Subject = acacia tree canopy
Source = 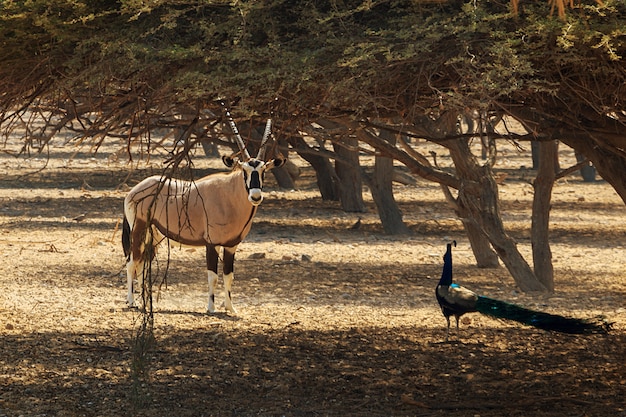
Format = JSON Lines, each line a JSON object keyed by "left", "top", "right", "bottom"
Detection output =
{"left": 0, "top": 0, "right": 624, "bottom": 178}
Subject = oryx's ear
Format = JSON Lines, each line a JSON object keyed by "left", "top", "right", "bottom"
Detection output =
{"left": 269, "top": 157, "right": 286, "bottom": 169}
{"left": 222, "top": 155, "right": 236, "bottom": 168}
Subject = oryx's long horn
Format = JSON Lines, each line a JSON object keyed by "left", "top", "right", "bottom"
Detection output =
{"left": 221, "top": 100, "right": 251, "bottom": 160}
{"left": 257, "top": 118, "right": 272, "bottom": 160}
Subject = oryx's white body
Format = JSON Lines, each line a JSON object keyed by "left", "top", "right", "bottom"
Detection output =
{"left": 123, "top": 113, "right": 283, "bottom": 313}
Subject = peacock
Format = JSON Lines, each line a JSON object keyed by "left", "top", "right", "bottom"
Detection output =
{"left": 435, "top": 241, "right": 610, "bottom": 341}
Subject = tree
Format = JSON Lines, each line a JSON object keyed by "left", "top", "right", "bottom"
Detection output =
{"left": 1, "top": 0, "right": 625, "bottom": 292}
{"left": 362, "top": 128, "right": 410, "bottom": 234}
{"left": 288, "top": 134, "right": 340, "bottom": 201}
{"left": 532, "top": 140, "right": 557, "bottom": 291}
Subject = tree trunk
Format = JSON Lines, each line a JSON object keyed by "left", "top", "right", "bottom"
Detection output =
{"left": 364, "top": 129, "right": 410, "bottom": 234}
{"left": 531, "top": 140, "right": 556, "bottom": 292}
{"left": 564, "top": 136, "right": 626, "bottom": 202}
{"left": 575, "top": 151, "right": 597, "bottom": 182}
{"left": 271, "top": 165, "right": 296, "bottom": 189}
{"left": 448, "top": 140, "right": 548, "bottom": 292}
{"left": 440, "top": 182, "right": 500, "bottom": 267}
{"left": 531, "top": 141, "right": 540, "bottom": 169}
{"left": 531, "top": 140, "right": 561, "bottom": 172}
{"left": 457, "top": 113, "right": 501, "bottom": 267}
{"left": 333, "top": 136, "right": 366, "bottom": 213}
{"left": 289, "top": 135, "right": 340, "bottom": 200}
{"left": 507, "top": 108, "right": 626, "bottom": 203}
{"left": 440, "top": 110, "right": 500, "bottom": 268}
{"left": 463, "top": 219, "right": 501, "bottom": 268}
{"left": 270, "top": 137, "right": 296, "bottom": 189}
{"left": 200, "top": 140, "right": 219, "bottom": 157}
{"left": 439, "top": 181, "right": 500, "bottom": 267}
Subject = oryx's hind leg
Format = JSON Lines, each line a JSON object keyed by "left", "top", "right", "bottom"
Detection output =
{"left": 125, "top": 215, "right": 151, "bottom": 308}
{"left": 126, "top": 256, "right": 137, "bottom": 307}
{"left": 127, "top": 255, "right": 149, "bottom": 307}
{"left": 222, "top": 246, "right": 238, "bottom": 314}
{"left": 206, "top": 245, "right": 219, "bottom": 313}
{"left": 124, "top": 200, "right": 140, "bottom": 308}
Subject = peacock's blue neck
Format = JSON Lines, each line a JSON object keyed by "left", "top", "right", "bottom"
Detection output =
{"left": 438, "top": 244, "right": 454, "bottom": 286}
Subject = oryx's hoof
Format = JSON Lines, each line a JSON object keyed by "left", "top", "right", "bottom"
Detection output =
{"left": 222, "top": 302, "right": 237, "bottom": 314}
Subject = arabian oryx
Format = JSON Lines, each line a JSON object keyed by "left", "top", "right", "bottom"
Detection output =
{"left": 122, "top": 117, "right": 285, "bottom": 313}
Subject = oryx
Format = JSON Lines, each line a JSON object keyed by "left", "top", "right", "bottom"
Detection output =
{"left": 122, "top": 114, "right": 284, "bottom": 313}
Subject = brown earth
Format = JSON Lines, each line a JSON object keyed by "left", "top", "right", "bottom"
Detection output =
{"left": 0, "top": 138, "right": 625, "bottom": 417}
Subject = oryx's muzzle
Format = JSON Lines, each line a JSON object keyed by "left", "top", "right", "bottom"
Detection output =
{"left": 243, "top": 159, "right": 266, "bottom": 206}
{"left": 248, "top": 188, "right": 263, "bottom": 205}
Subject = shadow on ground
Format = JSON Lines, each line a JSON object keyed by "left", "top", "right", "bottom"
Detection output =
{"left": 0, "top": 325, "right": 624, "bottom": 417}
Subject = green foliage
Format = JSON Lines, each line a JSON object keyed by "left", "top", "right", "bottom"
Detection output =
{"left": 0, "top": 0, "right": 624, "bottom": 136}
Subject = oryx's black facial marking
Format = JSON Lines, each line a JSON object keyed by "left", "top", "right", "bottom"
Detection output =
{"left": 241, "top": 158, "right": 268, "bottom": 206}
{"left": 242, "top": 160, "right": 265, "bottom": 187}
{"left": 249, "top": 171, "right": 261, "bottom": 190}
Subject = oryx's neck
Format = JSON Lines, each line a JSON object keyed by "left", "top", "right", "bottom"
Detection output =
{"left": 210, "top": 168, "right": 253, "bottom": 204}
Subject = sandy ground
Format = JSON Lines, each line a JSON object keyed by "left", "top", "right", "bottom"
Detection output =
{"left": 0, "top": 137, "right": 624, "bottom": 416}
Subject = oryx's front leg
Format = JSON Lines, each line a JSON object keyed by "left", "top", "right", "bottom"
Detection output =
{"left": 222, "top": 246, "right": 237, "bottom": 314}
{"left": 206, "top": 245, "right": 219, "bottom": 313}
{"left": 126, "top": 255, "right": 139, "bottom": 307}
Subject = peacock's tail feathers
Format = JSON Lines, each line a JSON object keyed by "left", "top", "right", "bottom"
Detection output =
{"left": 475, "top": 296, "right": 611, "bottom": 334}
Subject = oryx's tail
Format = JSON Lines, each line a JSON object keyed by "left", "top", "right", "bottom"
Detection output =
{"left": 122, "top": 215, "right": 131, "bottom": 261}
